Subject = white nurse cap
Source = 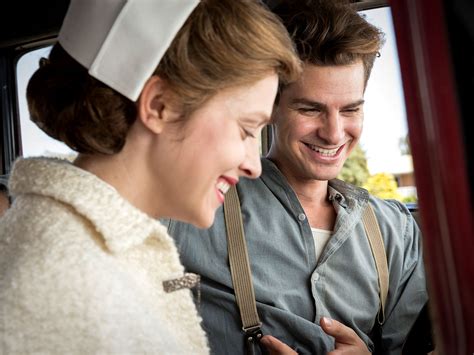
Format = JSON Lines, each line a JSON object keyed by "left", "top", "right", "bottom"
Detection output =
{"left": 58, "top": 0, "right": 200, "bottom": 101}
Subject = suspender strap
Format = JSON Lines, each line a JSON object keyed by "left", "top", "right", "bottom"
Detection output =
{"left": 224, "top": 183, "right": 388, "bottom": 335}
{"left": 224, "top": 185, "right": 262, "bottom": 341}
{"left": 362, "top": 203, "right": 389, "bottom": 324}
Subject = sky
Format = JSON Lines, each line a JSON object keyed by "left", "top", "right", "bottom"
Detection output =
{"left": 359, "top": 7, "right": 409, "bottom": 174}
{"left": 16, "top": 7, "right": 409, "bottom": 175}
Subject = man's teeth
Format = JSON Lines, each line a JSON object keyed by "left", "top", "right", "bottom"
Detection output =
{"left": 217, "top": 181, "right": 231, "bottom": 194}
{"left": 307, "top": 144, "right": 339, "bottom": 156}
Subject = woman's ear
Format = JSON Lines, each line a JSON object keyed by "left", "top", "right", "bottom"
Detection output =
{"left": 137, "top": 75, "right": 175, "bottom": 134}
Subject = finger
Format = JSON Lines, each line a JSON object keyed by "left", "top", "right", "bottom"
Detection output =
{"left": 320, "top": 317, "right": 359, "bottom": 345}
{"left": 327, "top": 346, "right": 370, "bottom": 355}
{"left": 326, "top": 350, "right": 346, "bottom": 355}
{"left": 260, "top": 335, "right": 298, "bottom": 355}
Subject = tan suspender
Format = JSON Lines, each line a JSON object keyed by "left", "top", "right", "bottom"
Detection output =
{"left": 223, "top": 185, "right": 262, "bottom": 333}
{"left": 362, "top": 203, "right": 389, "bottom": 324}
{"left": 223, "top": 185, "right": 389, "bottom": 337}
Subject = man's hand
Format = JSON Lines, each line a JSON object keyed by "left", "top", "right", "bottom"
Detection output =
{"left": 320, "top": 317, "right": 371, "bottom": 355}
{"left": 260, "top": 335, "right": 297, "bottom": 355}
{"left": 259, "top": 317, "right": 370, "bottom": 355}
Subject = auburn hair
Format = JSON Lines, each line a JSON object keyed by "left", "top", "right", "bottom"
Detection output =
{"left": 27, "top": 0, "right": 301, "bottom": 154}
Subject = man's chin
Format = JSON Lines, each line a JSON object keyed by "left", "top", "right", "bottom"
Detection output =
{"left": 308, "top": 167, "right": 342, "bottom": 182}
{"left": 311, "top": 175, "right": 339, "bottom": 182}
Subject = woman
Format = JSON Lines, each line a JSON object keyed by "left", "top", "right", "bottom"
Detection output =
{"left": 0, "top": 0, "right": 301, "bottom": 353}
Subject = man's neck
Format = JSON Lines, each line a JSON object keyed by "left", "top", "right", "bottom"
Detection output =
{"left": 288, "top": 177, "right": 336, "bottom": 230}
{"left": 268, "top": 158, "right": 337, "bottom": 230}
{"left": 288, "top": 177, "right": 329, "bottom": 205}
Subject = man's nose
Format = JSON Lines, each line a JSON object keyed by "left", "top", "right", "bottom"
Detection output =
{"left": 318, "top": 112, "right": 345, "bottom": 144}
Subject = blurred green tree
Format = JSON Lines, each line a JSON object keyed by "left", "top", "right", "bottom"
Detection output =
{"left": 338, "top": 144, "right": 370, "bottom": 187}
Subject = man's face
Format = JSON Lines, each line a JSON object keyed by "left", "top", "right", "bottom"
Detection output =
{"left": 269, "top": 61, "right": 365, "bottom": 183}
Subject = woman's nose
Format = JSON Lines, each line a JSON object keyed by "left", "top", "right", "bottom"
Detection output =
{"left": 239, "top": 141, "right": 262, "bottom": 179}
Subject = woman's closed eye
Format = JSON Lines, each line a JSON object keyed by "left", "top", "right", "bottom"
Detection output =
{"left": 238, "top": 114, "right": 269, "bottom": 140}
{"left": 241, "top": 127, "right": 257, "bottom": 139}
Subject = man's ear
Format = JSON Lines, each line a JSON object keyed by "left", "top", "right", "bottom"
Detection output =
{"left": 137, "top": 75, "right": 174, "bottom": 134}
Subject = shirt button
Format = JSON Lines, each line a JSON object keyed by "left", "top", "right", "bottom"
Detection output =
{"left": 312, "top": 273, "right": 320, "bottom": 281}
{"left": 298, "top": 213, "right": 306, "bottom": 221}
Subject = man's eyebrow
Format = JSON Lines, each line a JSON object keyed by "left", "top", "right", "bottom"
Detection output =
{"left": 341, "top": 99, "right": 365, "bottom": 109}
{"left": 290, "top": 98, "right": 326, "bottom": 110}
{"left": 289, "top": 98, "right": 365, "bottom": 110}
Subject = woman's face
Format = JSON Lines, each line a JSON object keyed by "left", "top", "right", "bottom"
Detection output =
{"left": 154, "top": 74, "right": 279, "bottom": 228}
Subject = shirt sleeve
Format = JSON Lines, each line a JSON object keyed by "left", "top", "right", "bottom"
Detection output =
{"left": 379, "top": 200, "right": 429, "bottom": 353}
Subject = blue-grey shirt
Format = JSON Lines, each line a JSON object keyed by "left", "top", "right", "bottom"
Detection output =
{"left": 166, "top": 158, "right": 427, "bottom": 354}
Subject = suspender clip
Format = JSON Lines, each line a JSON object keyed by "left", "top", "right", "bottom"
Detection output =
{"left": 244, "top": 325, "right": 263, "bottom": 355}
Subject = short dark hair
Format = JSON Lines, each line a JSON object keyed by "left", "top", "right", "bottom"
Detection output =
{"left": 272, "top": 0, "right": 384, "bottom": 86}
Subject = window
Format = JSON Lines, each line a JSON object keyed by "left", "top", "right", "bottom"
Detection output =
{"left": 16, "top": 46, "right": 76, "bottom": 160}
{"left": 344, "top": 7, "right": 417, "bottom": 203}
{"left": 14, "top": 8, "right": 417, "bottom": 205}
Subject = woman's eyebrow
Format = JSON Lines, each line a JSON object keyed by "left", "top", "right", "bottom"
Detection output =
{"left": 240, "top": 112, "right": 271, "bottom": 126}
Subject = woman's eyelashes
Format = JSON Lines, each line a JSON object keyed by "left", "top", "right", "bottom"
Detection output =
{"left": 241, "top": 127, "right": 257, "bottom": 139}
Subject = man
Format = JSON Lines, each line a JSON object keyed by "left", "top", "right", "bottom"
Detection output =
{"left": 166, "top": 1, "right": 428, "bottom": 353}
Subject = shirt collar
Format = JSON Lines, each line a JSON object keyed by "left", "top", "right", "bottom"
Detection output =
{"left": 9, "top": 157, "right": 169, "bottom": 254}
{"left": 260, "top": 158, "right": 295, "bottom": 193}
{"left": 328, "top": 179, "right": 369, "bottom": 209}
{"left": 260, "top": 157, "right": 369, "bottom": 209}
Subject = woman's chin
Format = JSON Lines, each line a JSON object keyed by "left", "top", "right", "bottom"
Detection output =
{"left": 175, "top": 210, "right": 215, "bottom": 229}
{"left": 193, "top": 214, "right": 215, "bottom": 229}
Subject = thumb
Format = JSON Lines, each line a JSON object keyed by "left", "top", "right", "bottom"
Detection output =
{"left": 320, "top": 317, "right": 359, "bottom": 345}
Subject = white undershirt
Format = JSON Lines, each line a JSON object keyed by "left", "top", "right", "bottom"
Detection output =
{"left": 310, "top": 228, "right": 332, "bottom": 263}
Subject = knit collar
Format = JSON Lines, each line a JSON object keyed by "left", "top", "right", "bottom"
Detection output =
{"left": 9, "top": 157, "right": 170, "bottom": 254}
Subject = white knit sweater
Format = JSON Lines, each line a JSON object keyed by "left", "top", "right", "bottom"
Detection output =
{"left": 0, "top": 157, "right": 209, "bottom": 354}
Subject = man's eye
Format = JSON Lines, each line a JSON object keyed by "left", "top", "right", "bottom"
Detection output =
{"left": 342, "top": 108, "right": 360, "bottom": 113}
{"left": 297, "top": 107, "right": 320, "bottom": 114}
